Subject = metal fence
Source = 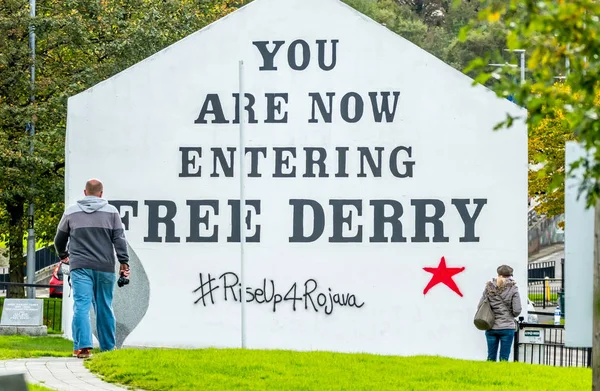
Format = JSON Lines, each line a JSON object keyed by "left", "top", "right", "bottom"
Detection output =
{"left": 528, "top": 261, "right": 556, "bottom": 279}
{"left": 528, "top": 278, "right": 562, "bottom": 308}
{"left": 31, "top": 247, "right": 60, "bottom": 273}
{"left": 0, "top": 247, "right": 60, "bottom": 283}
{"left": 0, "top": 267, "right": 7, "bottom": 284}
{"left": 514, "top": 322, "right": 591, "bottom": 367}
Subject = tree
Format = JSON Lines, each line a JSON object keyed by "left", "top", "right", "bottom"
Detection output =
{"left": 0, "top": 0, "right": 53, "bottom": 297}
{"left": 445, "top": 22, "right": 506, "bottom": 75}
{"left": 395, "top": 0, "right": 446, "bottom": 26}
{"left": 462, "top": 0, "right": 600, "bottom": 386}
{"left": 0, "top": 0, "right": 241, "bottom": 297}
{"left": 528, "top": 84, "right": 576, "bottom": 219}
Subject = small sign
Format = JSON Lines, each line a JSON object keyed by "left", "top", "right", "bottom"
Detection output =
{"left": 520, "top": 328, "right": 544, "bottom": 344}
{"left": 0, "top": 299, "right": 43, "bottom": 326}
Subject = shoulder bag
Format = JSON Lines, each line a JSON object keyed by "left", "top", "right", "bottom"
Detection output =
{"left": 474, "top": 293, "right": 495, "bottom": 330}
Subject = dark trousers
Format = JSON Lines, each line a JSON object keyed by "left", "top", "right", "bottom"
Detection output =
{"left": 485, "top": 329, "right": 515, "bottom": 361}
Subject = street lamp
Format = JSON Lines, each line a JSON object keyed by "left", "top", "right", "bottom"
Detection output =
{"left": 504, "top": 49, "right": 526, "bottom": 85}
{"left": 26, "top": 0, "right": 36, "bottom": 298}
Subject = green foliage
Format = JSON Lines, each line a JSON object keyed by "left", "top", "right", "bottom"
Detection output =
{"left": 463, "top": 0, "right": 600, "bottom": 207}
{"left": 446, "top": 23, "right": 506, "bottom": 76}
{"left": 85, "top": 348, "right": 591, "bottom": 390}
{"left": 528, "top": 84, "right": 576, "bottom": 218}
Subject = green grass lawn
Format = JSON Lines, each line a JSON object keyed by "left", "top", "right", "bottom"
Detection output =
{"left": 0, "top": 335, "right": 72, "bottom": 360}
{"left": 29, "top": 384, "right": 57, "bottom": 391}
{"left": 528, "top": 293, "right": 559, "bottom": 302}
{"left": 85, "top": 348, "right": 591, "bottom": 391}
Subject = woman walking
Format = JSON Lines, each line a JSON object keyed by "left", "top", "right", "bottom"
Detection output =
{"left": 478, "top": 265, "right": 522, "bottom": 361}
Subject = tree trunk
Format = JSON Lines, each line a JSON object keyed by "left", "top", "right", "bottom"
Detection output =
{"left": 7, "top": 200, "right": 25, "bottom": 298}
{"left": 594, "top": 199, "right": 600, "bottom": 390}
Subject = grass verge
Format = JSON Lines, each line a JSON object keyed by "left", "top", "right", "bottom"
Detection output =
{"left": 29, "top": 384, "right": 57, "bottom": 391}
{"left": 0, "top": 335, "right": 72, "bottom": 360}
{"left": 86, "top": 348, "right": 591, "bottom": 391}
{"left": 528, "top": 293, "right": 559, "bottom": 303}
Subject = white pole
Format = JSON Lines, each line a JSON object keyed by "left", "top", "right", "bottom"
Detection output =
{"left": 520, "top": 51, "right": 525, "bottom": 85}
{"left": 238, "top": 60, "right": 247, "bottom": 349}
{"left": 26, "top": 0, "right": 36, "bottom": 298}
{"left": 566, "top": 44, "right": 570, "bottom": 76}
{"left": 502, "top": 48, "right": 525, "bottom": 86}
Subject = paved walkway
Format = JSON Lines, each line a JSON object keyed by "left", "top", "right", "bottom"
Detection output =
{"left": 0, "top": 357, "right": 131, "bottom": 391}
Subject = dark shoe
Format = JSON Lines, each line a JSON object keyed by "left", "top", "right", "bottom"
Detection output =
{"left": 72, "top": 349, "right": 80, "bottom": 357}
{"left": 77, "top": 348, "right": 92, "bottom": 359}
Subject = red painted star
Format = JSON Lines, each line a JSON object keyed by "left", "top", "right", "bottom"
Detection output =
{"left": 423, "top": 256, "right": 466, "bottom": 297}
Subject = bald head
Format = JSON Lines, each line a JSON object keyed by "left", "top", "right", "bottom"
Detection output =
{"left": 84, "top": 179, "right": 104, "bottom": 197}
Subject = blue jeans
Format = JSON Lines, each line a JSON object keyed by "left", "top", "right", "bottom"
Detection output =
{"left": 485, "top": 329, "right": 515, "bottom": 361}
{"left": 71, "top": 268, "right": 116, "bottom": 351}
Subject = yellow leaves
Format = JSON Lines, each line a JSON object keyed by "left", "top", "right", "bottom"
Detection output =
{"left": 594, "top": 89, "right": 600, "bottom": 106}
{"left": 526, "top": 80, "right": 579, "bottom": 216}
{"left": 487, "top": 11, "right": 501, "bottom": 23}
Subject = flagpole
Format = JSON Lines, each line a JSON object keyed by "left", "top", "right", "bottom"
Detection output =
{"left": 238, "top": 60, "right": 247, "bottom": 349}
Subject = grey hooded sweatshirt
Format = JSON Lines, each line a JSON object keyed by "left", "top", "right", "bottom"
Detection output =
{"left": 477, "top": 278, "right": 522, "bottom": 330}
{"left": 54, "top": 196, "right": 129, "bottom": 273}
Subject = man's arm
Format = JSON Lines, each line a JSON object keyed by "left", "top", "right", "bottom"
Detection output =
{"left": 54, "top": 213, "right": 70, "bottom": 260}
{"left": 111, "top": 212, "right": 129, "bottom": 265}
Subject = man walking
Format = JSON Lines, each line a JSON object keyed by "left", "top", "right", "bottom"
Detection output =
{"left": 54, "top": 179, "right": 130, "bottom": 359}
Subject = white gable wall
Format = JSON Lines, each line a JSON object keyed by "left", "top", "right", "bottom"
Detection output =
{"left": 64, "top": 0, "right": 527, "bottom": 360}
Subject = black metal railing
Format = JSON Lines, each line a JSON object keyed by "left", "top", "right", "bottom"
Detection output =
{"left": 0, "top": 247, "right": 60, "bottom": 283}
{"left": 528, "top": 278, "right": 563, "bottom": 308}
{"left": 31, "top": 247, "right": 61, "bottom": 273}
{"left": 528, "top": 261, "right": 556, "bottom": 279}
{"left": 514, "top": 321, "right": 591, "bottom": 367}
{"left": 0, "top": 282, "right": 63, "bottom": 333}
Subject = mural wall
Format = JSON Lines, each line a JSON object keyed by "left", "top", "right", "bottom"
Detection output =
{"left": 63, "top": 0, "right": 527, "bottom": 360}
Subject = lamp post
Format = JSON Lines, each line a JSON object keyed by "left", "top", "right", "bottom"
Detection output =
{"left": 504, "top": 49, "right": 526, "bottom": 85}
{"left": 490, "top": 49, "right": 526, "bottom": 85}
{"left": 26, "top": 0, "right": 36, "bottom": 298}
{"left": 488, "top": 49, "right": 525, "bottom": 104}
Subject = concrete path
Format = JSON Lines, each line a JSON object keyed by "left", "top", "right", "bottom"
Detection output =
{"left": 0, "top": 357, "right": 131, "bottom": 391}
